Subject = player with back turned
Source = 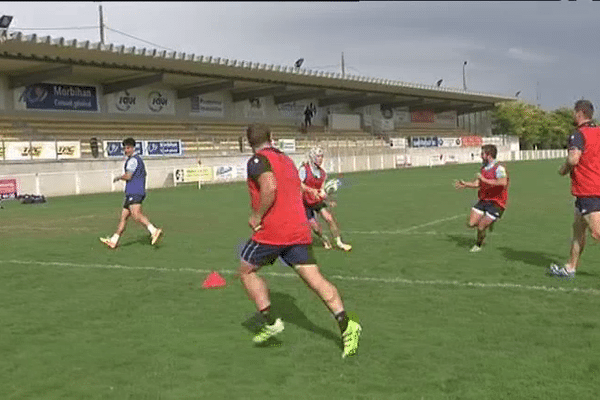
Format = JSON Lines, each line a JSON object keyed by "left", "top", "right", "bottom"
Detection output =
{"left": 238, "top": 124, "right": 361, "bottom": 358}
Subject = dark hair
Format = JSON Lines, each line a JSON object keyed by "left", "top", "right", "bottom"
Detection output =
{"left": 575, "top": 99, "right": 594, "bottom": 119}
{"left": 122, "top": 137, "right": 136, "bottom": 147}
{"left": 246, "top": 124, "right": 271, "bottom": 148}
{"left": 482, "top": 144, "right": 497, "bottom": 159}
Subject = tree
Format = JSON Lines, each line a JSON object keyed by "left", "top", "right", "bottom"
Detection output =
{"left": 491, "top": 101, "right": 574, "bottom": 150}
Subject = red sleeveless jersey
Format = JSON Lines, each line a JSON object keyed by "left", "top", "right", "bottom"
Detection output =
{"left": 478, "top": 163, "right": 509, "bottom": 209}
{"left": 247, "top": 147, "right": 312, "bottom": 245}
{"left": 571, "top": 125, "right": 600, "bottom": 197}
{"left": 301, "top": 162, "right": 327, "bottom": 206}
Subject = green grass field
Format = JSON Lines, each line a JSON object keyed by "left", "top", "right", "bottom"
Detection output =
{"left": 2, "top": 159, "right": 600, "bottom": 400}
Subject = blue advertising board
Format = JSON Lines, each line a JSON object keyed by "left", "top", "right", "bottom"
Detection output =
{"left": 20, "top": 83, "right": 99, "bottom": 112}
{"left": 103, "top": 141, "right": 144, "bottom": 157}
{"left": 145, "top": 140, "right": 183, "bottom": 157}
{"left": 410, "top": 136, "right": 439, "bottom": 148}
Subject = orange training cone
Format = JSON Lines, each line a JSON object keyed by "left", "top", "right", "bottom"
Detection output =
{"left": 202, "top": 271, "right": 226, "bottom": 288}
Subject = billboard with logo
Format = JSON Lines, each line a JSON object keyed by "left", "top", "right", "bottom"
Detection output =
{"left": 103, "top": 140, "right": 182, "bottom": 157}
{"left": 15, "top": 83, "right": 99, "bottom": 112}
{"left": 5, "top": 141, "right": 57, "bottom": 160}
{"left": 411, "top": 109, "right": 435, "bottom": 123}
{"left": 144, "top": 140, "right": 183, "bottom": 157}
{"left": 190, "top": 95, "right": 225, "bottom": 118}
{"left": 460, "top": 136, "right": 483, "bottom": 147}
{"left": 410, "top": 136, "right": 439, "bottom": 148}
{"left": 106, "top": 88, "right": 175, "bottom": 115}
{"left": 437, "top": 137, "right": 462, "bottom": 148}
{"left": 103, "top": 140, "right": 144, "bottom": 158}
{"left": 0, "top": 178, "right": 18, "bottom": 199}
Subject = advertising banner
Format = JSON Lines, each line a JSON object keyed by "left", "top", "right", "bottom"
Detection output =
{"left": 461, "top": 136, "right": 483, "bottom": 147}
{"left": 145, "top": 140, "right": 183, "bottom": 157}
{"left": 410, "top": 136, "right": 439, "bottom": 148}
{"left": 389, "top": 137, "right": 407, "bottom": 149}
{"left": 15, "top": 83, "right": 99, "bottom": 112}
{"left": 437, "top": 137, "right": 462, "bottom": 148}
{"left": 0, "top": 178, "right": 17, "bottom": 198}
{"left": 277, "top": 139, "right": 296, "bottom": 153}
{"left": 213, "top": 165, "right": 236, "bottom": 181}
{"left": 5, "top": 141, "right": 57, "bottom": 160}
{"left": 174, "top": 166, "right": 214, "bottom": 184}
{"left": 103, "top": 140, "right": 144, "bottom": 158}
{"left": 57, "top": 141, "right": 81, "bottom": 159}
{"left": 190, "top": 95, "right": 224, "bottom": 118}
{"left": 411, "top": 109, "right": 435, "bottom": 123}
{"left": 482, "top": 137, "right": 504, "bottom": 146}
{"left": 106, "top": 88, "right": 175, "bottom": 115}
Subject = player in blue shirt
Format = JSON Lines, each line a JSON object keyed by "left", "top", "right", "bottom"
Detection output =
{"left": 100, "top": 138, "right": 163, "bottom": 248}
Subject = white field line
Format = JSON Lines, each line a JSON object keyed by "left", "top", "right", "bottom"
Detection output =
{"left": 1, "top": 226, "right": 91, "bottom": 231}
{"left": 346, "top": 214, "right": 463, "bottom": 235}
{"left": 1, "top": 259, "right": 598, "bottom": 296}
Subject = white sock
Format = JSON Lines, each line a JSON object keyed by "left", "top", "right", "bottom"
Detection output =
{"left": 147, "top": 224, "right": 157, "bottom": 235}
{"left": 111, "top": 234, "right": 120, "bottom": 243}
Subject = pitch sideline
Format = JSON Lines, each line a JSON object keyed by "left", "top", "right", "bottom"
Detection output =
{"left": 1, "top": 259, "right": 598, "bottom": 296}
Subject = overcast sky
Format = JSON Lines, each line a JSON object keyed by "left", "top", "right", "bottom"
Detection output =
{"left": 4, "top": 1, "right": 599, "bottom": 111}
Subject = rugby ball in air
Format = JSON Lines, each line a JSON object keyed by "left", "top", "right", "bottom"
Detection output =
{"left": 323, "top": 178, "right": 341, "bottom": 194}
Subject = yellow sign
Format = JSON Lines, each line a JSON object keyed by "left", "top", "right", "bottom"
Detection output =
{"left": 174, "top": 166, "right": 214, "bottom": 184}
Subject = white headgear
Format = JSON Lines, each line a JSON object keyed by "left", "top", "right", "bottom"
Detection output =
{"left": 308, "top": 146, "right": 324, "bottom": 165}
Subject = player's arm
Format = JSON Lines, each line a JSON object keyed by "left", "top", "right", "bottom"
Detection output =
{"left": 559, "top": 148, "right": 582, "bottom": 176}
{"left": 559, "top": 130, "right": 584, "bottom": 176}
{"left": 454, "top": 178, "right": 479, "bottom": 189}
{"left": 113, "top": 159, "right": 136, "bottom": 182}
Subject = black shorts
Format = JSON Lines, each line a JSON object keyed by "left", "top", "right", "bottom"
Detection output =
{"left": 305, "top": 201, "right": 327, "bottom": 220}
{"left": 473, "top": 200, "right": 505, "bottom": 220}
{"left": 240, "top": 239, "right": 316, "bottom": 269}
{"left": 575, "top": 197, "right": 600, "bottom": 216}
{"left": 123, "top": 194, "right": 145, "bottom": 209}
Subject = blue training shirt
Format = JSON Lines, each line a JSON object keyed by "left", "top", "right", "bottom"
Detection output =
{"left": 124, "top": 154, "right": 146, "bottom": 195}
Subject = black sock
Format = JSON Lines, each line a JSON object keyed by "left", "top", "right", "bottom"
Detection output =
{"left": 335, "top": 311, "right": 349, "bottom": 333}
{"left": 476, "top": 230, "right": 485, "bottom": 247}
{"left": 260, "top": 306, "right": 276, "bottom": 325}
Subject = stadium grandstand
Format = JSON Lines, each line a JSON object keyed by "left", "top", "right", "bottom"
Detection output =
{"left": 0, "top": 30, "right": 518, "bottom": 196}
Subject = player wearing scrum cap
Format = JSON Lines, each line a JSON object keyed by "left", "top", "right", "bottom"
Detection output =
{"left": 299, "top": 146, "right": 352, "bottom": 252}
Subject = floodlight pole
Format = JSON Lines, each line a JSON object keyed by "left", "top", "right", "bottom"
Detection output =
{"left": 462, "top": 61, "right": 467, "bottom": 91}
{"left": 98, "top": 4, "right": 105, "bottom": 44}
{"left": 341, "top": 52, "right": 345, "bottom": 77}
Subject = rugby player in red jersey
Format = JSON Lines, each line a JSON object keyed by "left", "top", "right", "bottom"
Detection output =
{"left": 238, "top": 124, "right": 361, "bottom": 358}
{"left": 549, "top": 100, "right": 600, "bottom": 278}
{"left": 299, "top": 146, "right": 352, "bottom": 251}
{"left": 454, "top": 144, "right": 509, "bottom": 252}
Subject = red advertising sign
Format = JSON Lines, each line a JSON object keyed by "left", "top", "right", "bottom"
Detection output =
{"left": 411, "top": 109, "right": 435, "bottom": 123}
{"left": 0, "top": 178, "right": 17, "bottom": 198}
{"left": 460, "top": 136, "right": 483, "bottom": 147}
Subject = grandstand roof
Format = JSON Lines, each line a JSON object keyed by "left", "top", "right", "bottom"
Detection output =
{"left": 0, "top": 31, "right": 515, "bottom": 114}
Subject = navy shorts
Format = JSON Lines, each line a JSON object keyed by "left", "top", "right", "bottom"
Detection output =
{"left": 305, "top": 201, "right": 327, "bottom": 220}
{"left": 575, "top": 197, "right": 600, "bottom": 216}
{"left": 123, "top": 194, "right": 145, "bottom": 209}
{"left": 240, "top": 239, "right": 316, "bottom": 269}
{"left": 473, "top": 200, "right": 505, "bottom": 220}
